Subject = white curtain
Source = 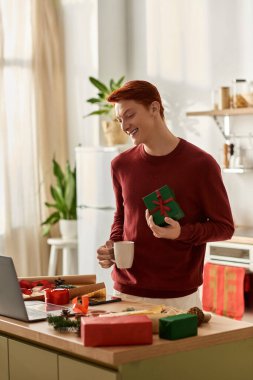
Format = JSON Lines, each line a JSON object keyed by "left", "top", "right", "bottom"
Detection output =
{"left": 0, "top": 0, "right": 68, "bottom": 275}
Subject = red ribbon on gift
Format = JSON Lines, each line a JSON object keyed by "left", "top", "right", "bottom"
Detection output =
{"left": 150, "top": 190, "right": 174, "bottom": 217}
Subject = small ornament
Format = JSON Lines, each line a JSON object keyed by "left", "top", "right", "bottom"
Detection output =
{"left": 61, "top": 308, "right": 71, "bottom": 318}
{"left": 54, "top": 278, "right": 65, "bottom": 287}
{"left": 187, "top": 307, "right": 205, "bottom": 326}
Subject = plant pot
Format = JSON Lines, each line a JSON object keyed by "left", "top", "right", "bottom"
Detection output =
{"left": 102, "top": 120, "right": 129, "bottom": 146}
{"left": 59, "top": 220, "right": 77, "bottom": 240}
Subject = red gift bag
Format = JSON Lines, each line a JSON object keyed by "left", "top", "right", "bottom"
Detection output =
{"left": 202, "top": 263, "right": 245, "bottom": 320}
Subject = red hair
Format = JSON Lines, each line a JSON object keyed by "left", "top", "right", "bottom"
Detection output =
{"left": 107, "top": 80, "right": 164, "bottom": 119}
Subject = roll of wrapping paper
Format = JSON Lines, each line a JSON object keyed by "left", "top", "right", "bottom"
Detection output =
{"left": 68, "top": 282, "right": 106, "bottom": 299}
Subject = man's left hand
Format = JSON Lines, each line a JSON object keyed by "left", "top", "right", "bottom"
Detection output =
{"left": 145, "top": 209, "right": 181, "bottom": 239}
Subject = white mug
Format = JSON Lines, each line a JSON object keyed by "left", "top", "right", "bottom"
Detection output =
{"left": 113, "top": 241, "right": 134, "bottom": 269}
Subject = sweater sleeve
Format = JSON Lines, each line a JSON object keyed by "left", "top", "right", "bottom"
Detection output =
{"left": 109, "top": 163, "right": 124, "bottom": 242}
{"left": 176, "top": 157, "right": 234, "bottom": 245}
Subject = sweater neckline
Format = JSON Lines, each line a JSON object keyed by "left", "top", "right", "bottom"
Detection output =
{"left": 139, "top": 138, "right": 185, "bottom": 163}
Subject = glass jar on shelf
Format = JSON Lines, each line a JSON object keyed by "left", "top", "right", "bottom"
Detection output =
{"left": 232, "top": 79, "right": 249, "bottom": 108}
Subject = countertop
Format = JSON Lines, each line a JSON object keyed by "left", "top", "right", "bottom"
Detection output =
{"left": 1, "top": 300, "right": 253, "bottom": 367}
{"left": 230, "top": 226, "right": 253, "bottom": 244}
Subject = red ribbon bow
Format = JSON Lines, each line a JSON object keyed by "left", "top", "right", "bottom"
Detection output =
{"left": 150, "top": 190, "right": 174, "bottom": 217}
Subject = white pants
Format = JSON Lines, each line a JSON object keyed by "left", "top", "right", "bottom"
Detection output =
{"left": 113, "top": 289, "right": 202, "bottom": 311}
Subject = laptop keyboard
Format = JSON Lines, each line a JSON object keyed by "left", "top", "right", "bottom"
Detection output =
{"left": 26, "top": 307, "right": 47, "bottom": 321}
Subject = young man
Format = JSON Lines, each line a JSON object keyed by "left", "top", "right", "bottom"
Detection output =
{"left": 97, "top": 80, "right": 234, "bottom": 310}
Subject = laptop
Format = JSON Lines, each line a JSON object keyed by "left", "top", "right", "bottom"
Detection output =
{"left": 0, "top": 255, "right": 71, "bottom": 322}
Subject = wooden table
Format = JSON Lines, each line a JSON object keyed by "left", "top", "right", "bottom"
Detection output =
{"left": 1, "top": 300, "right": 253, "bottom": 380}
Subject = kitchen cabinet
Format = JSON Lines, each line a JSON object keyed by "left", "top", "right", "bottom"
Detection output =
{"left": 58, "top": 356, "right": 118, "bottom": 380}
{"left": 8, "top": 339, "right": 58, "bottom": 380}
{"left": 0, "top": 335, "right": 9, "bottom": 380}
{"left": 186, "top": 107, "right": 253, "bottom": 173}
{"left": 1, "top": 300, "right": 253, "bottom": 380}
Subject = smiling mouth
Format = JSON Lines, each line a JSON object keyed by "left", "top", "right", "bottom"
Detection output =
{"left": 128, "top": 128, "right": 138, "bottom": 137}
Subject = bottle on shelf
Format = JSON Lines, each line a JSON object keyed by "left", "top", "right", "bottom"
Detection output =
{"left": 219, "top": 87, "right": 231, "bottom": 110}
{"left": 223, "top": 143, "right": 230, "bottom": 168}
{"left": 233, "top": 142, "right": 244, "bottom": 169}
{"left": 232, "top": 79, "right": 249, "bottom": 108}
{"left": 229, "top": 142, "right": 235, "bottom": 168}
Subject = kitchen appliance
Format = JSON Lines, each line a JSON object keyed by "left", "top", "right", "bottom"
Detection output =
{"left": 75, "top": 146, "right": 125, "bottom": 294}
{"left": 206, "top": 241, "right": 253, "bottom": 272}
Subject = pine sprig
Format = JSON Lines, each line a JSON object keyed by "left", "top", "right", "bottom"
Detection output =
{"left": 47, "top": 313, "right": 81, "bottom": 335}
{"left": 54, "top": 278, "right": 76, "bottom": 289}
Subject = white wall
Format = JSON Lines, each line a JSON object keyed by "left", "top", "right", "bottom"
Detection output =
{"left": 62, "top": 0, "right": 253, "bottom": 226}
{"left": 61, "top": 0, "right": 127, "bottom": 155}
{"left": 125, "top": 0, "right": 253, "bottom": 226}
{"left": 61, "top": 0, "right": 100, "bottom": 158}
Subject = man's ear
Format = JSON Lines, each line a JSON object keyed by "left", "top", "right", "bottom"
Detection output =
{"left": 150, "top": 101, "right": 160, "bottom": 115}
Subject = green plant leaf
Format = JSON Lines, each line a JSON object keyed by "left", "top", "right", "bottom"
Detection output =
{"left": 41, "top": 211, "right": 60, "bottom": 226}
{"left": 50, "top": 185, "right": 67, "bottom": 217}
{"left": 42, "top": 159, "right": 77, "bottom": 233}
{"left": 42, "top": 224, "right": 51, "bottom": 236}
{"left": 85, "top": 76, "right": 125, "bottom": 119}
{"left": 64, "top": 162, "right": 76, "bottom": 215}
{"left": 45, "top": 202, "right": 57, "bottom": 208}
{"left": 98, "top": 92, "right": 106, "bottom": 99}
{"left": 53, "top": 159, "right": 64, "bottom": 188}
{"left": 89, "top": 77, "right": 109, "bottom": 94}
{"left": 50, "top": 185, "right": 62, "bottom": 203}
{"left": 85, "top": 110, "right": 110, "bottom": 117}
{"left": 86, "top": 97, "right": 101, "bottom": 104}
{"left": 109, "top": 79, "right": 115, "bottom": 91}
{"left": 116, "top": 76, "right": 125, "bottom": 87}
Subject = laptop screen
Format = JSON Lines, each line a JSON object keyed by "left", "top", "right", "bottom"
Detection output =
{"left": 0, "top": 256, "right": 30, "bottom": 321}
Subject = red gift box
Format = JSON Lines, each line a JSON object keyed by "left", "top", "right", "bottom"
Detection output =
{"left": 81, "top": 315, "right": 153, "bottom": 347}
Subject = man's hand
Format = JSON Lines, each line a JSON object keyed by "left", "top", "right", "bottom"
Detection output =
{"left": 145, "top": 209, "right": 181, "bottom": 239}
{"left": 97, "top": 240, "right": 115, "bottom": 268}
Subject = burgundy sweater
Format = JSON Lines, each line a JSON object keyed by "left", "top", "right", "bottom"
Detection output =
{"left": 110, "top": 139, "right": 234, "bottom": 298}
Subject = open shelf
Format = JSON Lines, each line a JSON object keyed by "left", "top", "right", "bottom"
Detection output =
{"left": 223, "top": 168, "right": 252, "bottom": 174}
{"left": 186, "top": 107, "right": 253, "bottom": 173}
{"left": 186, "top": 107, "right": 253, "bottom": 117}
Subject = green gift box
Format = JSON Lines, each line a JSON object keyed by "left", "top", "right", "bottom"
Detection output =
{"left": 159, "top": 314, "right": 198, "bottom": 340}
{"left": 143, "top": 185, "right": 184, "bottom": 226}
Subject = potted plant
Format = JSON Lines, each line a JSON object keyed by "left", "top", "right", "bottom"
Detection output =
{"left": 85, "top": 76, "right": 129, "bottom": 146}
{"left": 41, "top": 158, "right": 77, "bottom": 239}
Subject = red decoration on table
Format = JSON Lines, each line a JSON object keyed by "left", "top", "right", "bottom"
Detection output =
{"left": 202, "top": 263, "right": 245, "bottom": 320}
{"left": 72, "top": 295, "right": 89, "bottom": 314}
{"left": 21, "top": 288, "right": 33, "bottom": 295}
{"left": 45, "top": 288, "right": 70, "bottom": 305}
{"left": 150, "top": 190, "right": 174, "bottom": 217}
{"left": 19, "top": 279, "right": 54, "bottom": 295}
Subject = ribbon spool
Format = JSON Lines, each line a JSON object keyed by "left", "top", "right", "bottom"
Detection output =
{"left": 45, "top": 288, "right": 70, "bottom": 305}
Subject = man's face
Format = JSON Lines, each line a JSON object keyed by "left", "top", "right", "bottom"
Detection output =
{"left": 115, "top": 100, "right": 156, "bottom": 145}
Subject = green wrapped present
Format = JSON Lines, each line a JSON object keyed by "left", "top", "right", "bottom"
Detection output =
{"left": 143, "top": 185, "right": 184, "bottom": 226}
{"left": 159, "top": 314, "right": 198, "bottom": 340}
